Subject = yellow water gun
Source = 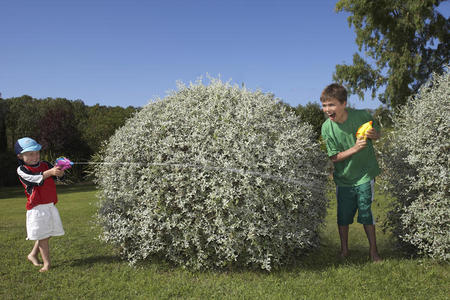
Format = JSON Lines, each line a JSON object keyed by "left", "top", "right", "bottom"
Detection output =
{"left": 356, "top": 121, "right": 373, "bottom": 140}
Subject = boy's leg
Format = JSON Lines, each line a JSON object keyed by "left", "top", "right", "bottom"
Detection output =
{"left": 38, "top": 237, "right": 51, "bottom": 272}
{"left": 356, "top": 180, "right": 382, "bottom": 262}
{"left": 363, "top": 224, "right": 382, "bottom": 262}
{"left": 337, "top": 185, "right": 357, "bottom": 258}
{"left": 27, "top": 240, "right": 43, "bottom": 266}
{"left": 338, "top": 225, "right": 349, "bottom": 257}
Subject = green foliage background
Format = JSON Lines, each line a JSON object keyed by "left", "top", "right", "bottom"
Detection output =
{"left": 0, "top": 96, "right": 138, "bottom": 185}
{"left": 334, "top": 0, "right": 449, "bottom": 108}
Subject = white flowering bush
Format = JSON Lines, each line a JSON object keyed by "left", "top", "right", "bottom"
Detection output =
{"left": 380, "top": 70, "right": 449, "bottom": 260}
{"left": 95, "top": 78, "right": 328, "bottom": 270}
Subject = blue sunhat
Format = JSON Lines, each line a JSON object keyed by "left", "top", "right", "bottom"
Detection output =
{"left": 14, "top": 137, "right": 42, "bottom": 154}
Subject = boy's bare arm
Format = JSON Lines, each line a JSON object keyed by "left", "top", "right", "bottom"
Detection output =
{"left": 330, "top": 128, "right": 381, "bottom": 163}
{"left": 330, "top": 138, "right": 367, "bottom": 163}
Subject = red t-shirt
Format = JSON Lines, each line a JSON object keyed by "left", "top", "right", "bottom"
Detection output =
{"left": 17, "top": 161, "right": 58, "bottom": 210}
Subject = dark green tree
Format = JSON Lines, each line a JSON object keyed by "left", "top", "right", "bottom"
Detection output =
{"left": 83, "top": 104, "right": 138, "bottom": 153}
{"left": 0, "top": 95, "right": 138, "bottom": 185}
{"left": 38, "top": 107, "right": 77, "bottom": 155}
{"left": 0, "top": 98, "right": 18, "bottom": 186}
{"left": 4, "top": 96, "right": 40, "bottom": 149}
{"left": 295, "top": 102, "right": 326, "bottom": 140}
{"left": 0, "top": 98, "right": 7, "bottom": 151}
{"left": 334, "top": 0, "right": 449, "bottom": 108}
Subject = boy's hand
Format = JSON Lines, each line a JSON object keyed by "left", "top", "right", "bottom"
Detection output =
{"left": 365, "top": 128, "right": 380, "bottom": 140}
{"left": 354, "top": 137, "right": 367, "bottom": 152}
{"left": 330, "top": 137, "right": 367, "bottom": 163}
{"left": 331, "top": 137, "right": 367, "bottom": 163}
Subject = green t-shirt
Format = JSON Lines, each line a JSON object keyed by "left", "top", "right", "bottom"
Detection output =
{"left": 321, "top": 108, "right": 381, "bottom": 187}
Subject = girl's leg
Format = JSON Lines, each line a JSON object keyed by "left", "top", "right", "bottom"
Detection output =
{"left": 38, "top": 237, "right": 51, "bottom": 272}
{"left": 27, "top": 241, "right": 42, "bottom": 266}
{"left": 363, "top": 224, "right": 382, "bottom": 262}
{"left": 338, "top": 225, "right": 349, "bottom": 257}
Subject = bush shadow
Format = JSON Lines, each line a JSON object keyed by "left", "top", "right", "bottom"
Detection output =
{"left": 60, "top": 240, "right": 407, "bottom": 275}
{"left": 55, "top": 183, "right": 97, "bottom": 195}
{"left": 0, "top": 182, "right": 97, "bottom": 199}
{"left": 0, "top": 185, "right": 25, "bottom": 199}
{"left": 280, "top": 247, "right": 403, "bottom": 274}
{"left": 68, "top": 255, "right": 122, "bottom": 267}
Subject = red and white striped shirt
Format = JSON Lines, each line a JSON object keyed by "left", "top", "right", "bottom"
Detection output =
{"left": 17, "top": 161, "right": 58, "bottom": 210}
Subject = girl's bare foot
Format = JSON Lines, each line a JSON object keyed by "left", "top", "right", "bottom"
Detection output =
{"left": 39, "top": 265, "right": 50, "bottom": 272}
{"left": 27, "top": 254, "right": 43, "bottom": 266}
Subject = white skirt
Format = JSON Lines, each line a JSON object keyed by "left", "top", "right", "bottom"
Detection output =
{"left": 26, "top": 203, "right": 65, "bottom": 240}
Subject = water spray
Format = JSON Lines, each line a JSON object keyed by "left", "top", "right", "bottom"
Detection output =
{"left": 58, "top": 157, "right": 326, "bottom": 189}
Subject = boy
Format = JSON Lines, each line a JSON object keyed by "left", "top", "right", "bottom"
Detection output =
{"left": 320, "top": 84, "right": 382, "bottom": 262}
{"left": 14, "top": 137, "right": 65, "bottom": 272}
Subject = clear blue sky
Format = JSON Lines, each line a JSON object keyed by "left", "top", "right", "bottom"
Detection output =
{"left": 1, "top": 0, "right": 448, "bottom": 109}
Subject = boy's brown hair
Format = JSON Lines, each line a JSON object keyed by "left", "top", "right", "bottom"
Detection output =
{"left": 320, "top": 83, "right": 347, "bottom": 104}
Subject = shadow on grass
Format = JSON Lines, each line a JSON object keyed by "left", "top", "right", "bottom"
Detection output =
{"left": 56, "top": 183, "right": 97, "bottom": 195}
{"left": 68, "top": 255, "right": 123, "bottom": 267}
{"left": 209, "top": 233, "right": 405, "bottom": 274}
{"left": 0, "top": 182, "right": 97, "bottom": 199}
{"left": 0, "top": 185, "right": 25, "bottom": 199}
{"left": 57, "top": 239, "right": 406, "bottom": 275}
{"left": 285, "top": 246, "right": 403, "bottom": 272}
{"left": 133, "top": 240, "right": 407, "bottom": 276}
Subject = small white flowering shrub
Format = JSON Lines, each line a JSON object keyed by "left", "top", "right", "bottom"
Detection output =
{"left": 95, "top": 78, "right": 328, "bottom": 270}
{"left": 380, "top": 71, "right": 449, "bottom": 260}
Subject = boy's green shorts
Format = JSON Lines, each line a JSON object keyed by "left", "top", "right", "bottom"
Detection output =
{"left": 337, "top": 180, "right": 375, "bottom": 226}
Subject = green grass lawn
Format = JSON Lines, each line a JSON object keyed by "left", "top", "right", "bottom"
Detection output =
{"left": 0, "top": 183, "right": 448, "bottom": 299}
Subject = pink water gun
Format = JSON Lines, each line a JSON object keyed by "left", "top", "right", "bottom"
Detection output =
{"left": 55, "top": 157, "right": 74, "bottom": 170}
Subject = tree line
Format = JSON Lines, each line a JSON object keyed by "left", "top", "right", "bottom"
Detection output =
{"left": 0, "top": 96, "right": 138, "bottom": 186}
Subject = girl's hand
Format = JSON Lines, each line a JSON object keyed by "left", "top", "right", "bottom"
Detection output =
{"left": 53, "top": 167, "right": 65, "bottom": 177}
{"left": 42, "top": 167, "right": 64, "bottom": 180}
{"left": 49, "top": 167, "right": 64, "bottom": 177}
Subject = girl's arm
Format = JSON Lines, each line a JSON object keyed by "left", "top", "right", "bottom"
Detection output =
{"left": 42, "top": 167, "right": 64, "bottom": 180}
